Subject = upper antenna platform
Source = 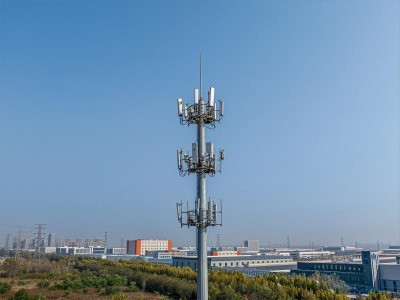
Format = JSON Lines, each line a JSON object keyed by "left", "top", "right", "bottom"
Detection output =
{"left": 177, "top": 54, "right": 224, "bottom": 126}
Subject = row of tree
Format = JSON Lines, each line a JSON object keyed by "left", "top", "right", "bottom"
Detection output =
{"left": 0, "top": 255, "right": 395, "bottom": 299}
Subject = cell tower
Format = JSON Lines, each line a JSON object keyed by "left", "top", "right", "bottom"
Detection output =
{"left": 176, "top": 54, "right": 225, "bottom": 300}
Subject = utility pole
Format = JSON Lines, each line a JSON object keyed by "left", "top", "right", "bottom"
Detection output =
{"left": 176, "top": 54, "right": 225, "bottom": 300}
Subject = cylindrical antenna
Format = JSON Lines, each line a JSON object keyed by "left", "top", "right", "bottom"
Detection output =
{"left": 200, "top": 52, "right": 202, "bottom": 99}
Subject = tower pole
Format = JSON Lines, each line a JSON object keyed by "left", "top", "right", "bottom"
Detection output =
{"left": 197, "top": 98, "right": 207, "bottom": 299}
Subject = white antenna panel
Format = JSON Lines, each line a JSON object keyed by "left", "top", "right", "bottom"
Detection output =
{"left": 177, "top": 98, "right": 183, "bottom": 116}
{"left": 208, "top": 200, "right": 212, "bottom": 223}
{"left": 184, "top": 104, "right": 188, "bottom": 118}
{"left": 219, "top": 100, "right": 224, "bottom": 117}
{"left": 206, "top": 142, "right": 213, "bottom": 157}
{"left": 192, "top": 142, "right": 198, "bottom": 163}
{"left": 176, "top": 203, "right": 182, "bottom": 221}
{"left": 177, "top": 150, "right": 181, "bottom": 170}
{"left": 209, "top": 87, "right": 215, "bottom": 107}
{"left": 194, "top": 89, "right": 199, "bottom": 104}
{"left": 213, "top": 204, "right": 217, "bottom": 222}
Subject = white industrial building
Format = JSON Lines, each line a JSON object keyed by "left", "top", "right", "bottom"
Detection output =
{"left": 287, "top": 250, "right": 334, "bottom": 259}
{"left": 173, "top": 255, "right": 293, "bottom": 271}
{"left": 244, "top": 240, "right": 259, "bottom": 252}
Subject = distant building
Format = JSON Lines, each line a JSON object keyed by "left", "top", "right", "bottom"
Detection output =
{"left": 55, "top": 246, "right": 92, "bottom": 255}
{"left": 84, "top": 239, "right": 92, "bottom": 248}
{"left": 91, "top": 246, "right": 106, "bottom": 254}
{"left": 44, "top": 247, "right": 56, "bottom": 254}
{"left": 106, "top": 248, "right": 127, "bottom": 255}
{"left": 295, "top": 260, "right": 365, "bottom": 291}
{"left": 235, "top": 246, "right": 248, "bottom": 252}
{"left": 244, "top": 240, "right": 259, "bottom": 252}
{"left": 288, "top": 250, "right": 334, "bottom": 259}
{"left": 126, "top": 239, "right": 172, "bottom": 255}
{"left": 92, "top": 238, "right": 105, "bottom": 247}
{"left": 147, "top": 250, "right": 187, "bottom": 259}
{"left": 173, "top": 255, "right": 293, "bottom": 271}
{"left": 294, "top": 251, "right": 400, "bottom": 293}
{"left": 209, "top": 250, "right": 240, "bottom": 256}
{"left": 48, "top": 233, "right": 56, "bottom": 247}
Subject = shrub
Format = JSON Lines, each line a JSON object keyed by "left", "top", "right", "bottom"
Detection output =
{"left": 17, "top": 280, "right": 28, "bottom": 286}
{"left": 102, "top": 285, "right": 120, "bottom": 295}
{"left": 127, "top": 281, "right": 139, "bottom": 292}
{"left": 9, "top": 289, "right": 45, "bottom": 300}
{"left": 111, "top": 294, "right": 129, "bottom": 300}
{"left": 64, "top": 288, "right": 72, "bottom": 296}
{"left": 36, "top": 280, "right": 50, "bottom": 288}
{"left": 0, "top": 282, "right": 12, "bottom": 294}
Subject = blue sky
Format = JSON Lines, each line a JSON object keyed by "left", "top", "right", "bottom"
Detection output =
{"left": 0, "top": 1, "right": 399, "bottom": 247}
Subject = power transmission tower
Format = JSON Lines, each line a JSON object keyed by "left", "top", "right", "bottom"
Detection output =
{"left": 104, "top": 231, "right": 108, "bottom": 249}
{"left": 15, "top": 226, "right": 22, "bottom": 259}
{"left": 35, "top": 224, "right": 46, "bottom": 263}
{"left": 4, "top": 233, "right": 10, "bottom": 257}
{"left": 176, "top": 54, "right": 225, "bottom": 300}
{"left": 287, "top": 235, "right": 290, "bottom": 249}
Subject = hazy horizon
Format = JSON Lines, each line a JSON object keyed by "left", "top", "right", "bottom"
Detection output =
{"left": 1, "top": 1, "right": 399, "bottom": 247}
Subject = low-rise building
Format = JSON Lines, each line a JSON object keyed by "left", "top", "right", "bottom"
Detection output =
{"left": 295, "top": 260, "right": 365, "bottom": 291}
{"left": 55, "top": 246, "right": 92, "bottom": 255}
{"left": 173, "top": 255, "right": 293, "bottom": 271}
{"left": 148, "top": 250, "right": 187, "bottom": 259}
{"left": 106, "top": 248, "right": 127, "bottom": 255}
{"left": 289, "top": 250, "right": 334, "bottom": 259}
{"left": 209, "top": 250, "right": 240, "bottom": 256}
{"left": 294, "top": 251, "right": 398, "bottom": 293}
{"left": 127, "top": 239, "right": 172, "bottom": 255}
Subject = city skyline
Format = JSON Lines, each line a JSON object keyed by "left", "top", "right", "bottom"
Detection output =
{"left": 0, "top": 1, "right": 399, "bottom": 246}
{"left": 1, "top": 226, "right": 398, "bottom": 250}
